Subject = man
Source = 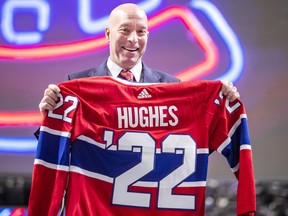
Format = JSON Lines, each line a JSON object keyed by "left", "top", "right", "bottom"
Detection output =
{"left": 38, "top": 3, "right": 239, "bottom": 115}
{"left": 30, "top": 4, "right": 254, "bottom": 215}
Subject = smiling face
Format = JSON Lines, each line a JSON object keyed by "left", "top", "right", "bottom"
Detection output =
{"left": 106, "top": 4, "right": 149, "bottom": 70}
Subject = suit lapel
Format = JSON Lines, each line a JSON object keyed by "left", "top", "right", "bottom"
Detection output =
{"left": 142, "top": 63, "right": 161, "bottom": 83}
{"left": 89, "top": 60, "right": 110, "bottom": 77}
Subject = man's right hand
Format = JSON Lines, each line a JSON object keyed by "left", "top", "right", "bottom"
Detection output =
{"left": 39, "top": 84, "right": 60, "bottom": 116}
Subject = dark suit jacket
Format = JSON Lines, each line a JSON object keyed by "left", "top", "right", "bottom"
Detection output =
{"left": 65, "top": 60, "right": 180, "bottom": 83}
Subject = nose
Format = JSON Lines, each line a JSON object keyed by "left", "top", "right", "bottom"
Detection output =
{"left": 127, "top": 31, "right": 138, "bottom": 43}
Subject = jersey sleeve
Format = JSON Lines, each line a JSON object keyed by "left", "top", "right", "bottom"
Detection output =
{"left": 28, "top": 82, "right": 79, "bottom": 216}
{"left": 206, "top": 82, "right": 256, "bottom": 215}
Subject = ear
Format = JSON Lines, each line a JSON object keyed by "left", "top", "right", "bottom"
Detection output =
{"left": 105, "top": 27, "right": 110, "bottom": 42}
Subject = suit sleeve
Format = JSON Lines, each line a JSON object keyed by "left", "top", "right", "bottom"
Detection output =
{"left": 207, "top": 82, "right": 256, "bottom": 215}
{"left": 28, "top": 84, "right": 79, "bottom": 216}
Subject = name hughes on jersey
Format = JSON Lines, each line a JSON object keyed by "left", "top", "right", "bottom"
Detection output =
{"left": 117, "top": 105, "right": 179, "bottom": 129}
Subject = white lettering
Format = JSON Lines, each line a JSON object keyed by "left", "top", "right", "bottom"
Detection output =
{"left": 117, "top": 107, "right": 128, "bottom": 129}
{"left": 159, "top": 106, "right": 168, "bottom": 126}
{"left": 148, "top": 106, "right": 159, "bottom": 127}
{"left": 117, "top": 106, "right": 179, "bottom": 129}
{"left": 139, "top": 107, "right": 149, "bottom": 127}
{"left": 128, "top": 107, "right": 138, "bottom": 128}
{"left": 169, "top": 106, "right": 178, "bottom": 126}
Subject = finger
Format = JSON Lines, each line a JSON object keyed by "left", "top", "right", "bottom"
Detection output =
{"left": 226, "top": 91, "right": 240, "bottom": 102}
{"left": 226, "top": 86, "right": 237, "bottom": 96}
{"left": 43, "top": 95, "right": 57, "bottom": 106}
{"left": 221, "top": 80, "right": 234, "bottom": 95}
{"left": 44, "top": 88, "right": 59, "bottom": 101}
{"left": 221, "top": 80, "right": 228, "bottom": 91}
{"left": 221, "top": 80, "right": 233, "bottom": 87}
{"left": 228, "top": 85, "right": 237, "bottom": 96}
{"left": 233, "top": 92, "right": 240, "bottom": 101}
{"left": 222, "top": 85, "right": 234, "bottom": 96}
{"left": 48, "top": 84, "right": 60, "bottom": 93}
{"left": 39, "top": 95, "right": 57, "bottom": 108}
{"left": 39, "top": 101, "right": 56, "bottom": 116}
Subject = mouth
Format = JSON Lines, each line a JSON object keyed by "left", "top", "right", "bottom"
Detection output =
{"left": 122, "top": 46, "right": 139, "bottom": 52}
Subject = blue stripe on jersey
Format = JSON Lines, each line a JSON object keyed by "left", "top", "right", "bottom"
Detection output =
{"left": 36, "top": 131, "right": 70, "bottom": 166}
{"left": 70, "top": 138, "right": 208, "bottom": 182}
{"left": 72, "top": 139, "right": 141, "bottom": 177}
{"left": 237, "top": 117, "right": 250, "bottom": 144}
{"left": 221, "top": 118, "right": 250, "bottom": 168}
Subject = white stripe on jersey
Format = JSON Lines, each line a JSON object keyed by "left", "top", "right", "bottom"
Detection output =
{"left": 34, "top": 159, "right": 69, "bottom": 172}
{"left": 40, "top": 126, "right": 71, "bottom": 138}
{"left": 217, "top": 114, "right": 248, "bottom": 154}
{"left": 70, "top": 165, "right": 113, "bottom": 183}
{"left": 70, "top": 165, "right": 207, "bottom": 188}
{"left": 241, "top": 144, "right": 252, "bottom": 150}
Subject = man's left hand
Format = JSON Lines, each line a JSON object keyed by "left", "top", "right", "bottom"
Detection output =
{"left": 221, "top": 80, "right": 240, "bottom": 102}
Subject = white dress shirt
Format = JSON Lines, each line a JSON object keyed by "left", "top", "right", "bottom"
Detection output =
{"left": 107, "top": 58, "right": 142, "bottom": 82}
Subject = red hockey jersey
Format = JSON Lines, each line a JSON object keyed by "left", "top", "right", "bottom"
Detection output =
{"left": 28, "top": 76, "right": 256, "bottom": 215}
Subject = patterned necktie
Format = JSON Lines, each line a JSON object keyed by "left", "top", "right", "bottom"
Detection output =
{"left": 119, "top": 70, "right": 134, "bottom": 81}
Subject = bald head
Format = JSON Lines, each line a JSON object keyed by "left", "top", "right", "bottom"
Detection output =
{"left": 105, "top": 3, "right": 149, "bottom": 70}
{"left": 108, "top": 3, "right": 148, "bottom": 28}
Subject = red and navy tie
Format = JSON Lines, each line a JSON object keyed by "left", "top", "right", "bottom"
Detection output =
{"left": 119, "top": 70, "right": 134, "bottom": 81}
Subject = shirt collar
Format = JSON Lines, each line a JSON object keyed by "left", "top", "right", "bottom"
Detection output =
{"left": 107, "top": 57, "right": 142, "bottom": 82}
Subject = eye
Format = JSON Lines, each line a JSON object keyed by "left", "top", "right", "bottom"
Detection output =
{"left": 120, "top": 28, "right": 130, "bottom": 34}
{"left": 138, "top": 29, "right": 147, "bottom": 36}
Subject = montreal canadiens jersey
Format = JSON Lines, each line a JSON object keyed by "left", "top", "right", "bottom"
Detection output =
{"left": 28, "top": 76, "right": 256, "bottom": 216}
